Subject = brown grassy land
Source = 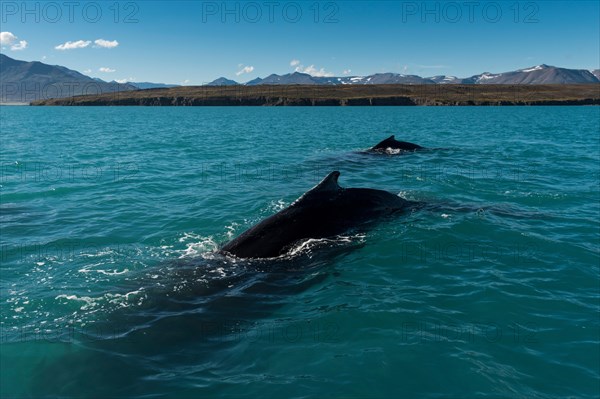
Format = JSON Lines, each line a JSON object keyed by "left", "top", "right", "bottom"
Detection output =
{"left": 31, "top": 84, "right": 600, "bottom": 106}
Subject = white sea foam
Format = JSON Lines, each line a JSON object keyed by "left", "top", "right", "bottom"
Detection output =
{"left": 78, "top": 268, "right": 129, "bottom": 276}
{"left": 55, "top": 289, "right": 145, "bottom": 310}
{"left": 55, "top": 294, "right": 98, "bottom": 310}
{"left": 286, "top": 234, "right": 366, "bottom": 258}
{"left": 179, "top": 234, "right": 219, "bottom": 258}
{"left": 385, "top": 147, "right": 402, "bottom": 155}
{"left": 270, "top": 199, "right": 288, "bottom": 212}
{"left": 209, "top": 266, "right": 227, "bottom": 277}
{"left": 225, "top": 222, "right": 240, "bottom": 239}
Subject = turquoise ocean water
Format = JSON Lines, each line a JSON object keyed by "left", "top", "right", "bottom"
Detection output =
{"left": 1, "top": 106, "right": 599, "bottom": 398}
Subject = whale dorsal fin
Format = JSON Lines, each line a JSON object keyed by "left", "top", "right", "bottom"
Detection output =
{"left": 293, "top": 171, "right": 342, "bottom": 205}
{"left": 313, "top": 171, "right": 342, "bottom": 192}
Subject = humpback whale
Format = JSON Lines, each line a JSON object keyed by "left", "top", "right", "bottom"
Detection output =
{"left": 220, "top": 171, "right": 420, "bottom": 259}
{"left": 368, "top": 135, "right": 423, "bottom": 153}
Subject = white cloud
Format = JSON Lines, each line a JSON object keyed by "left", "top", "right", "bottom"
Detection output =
{"left": 236, "top": 65, "right": 254, "bottom": 76}
{"left": 290, "top": 59, "right": 300, "bottom": 67}
{"left": 0, "top": 32, "right": 17, "bottom": 45}
{"left": 99, "top": 67, "right": 116, "bottom": 73}
{"left": 55, "top": 40, "right": 91, "bottom": 50}
{"left": 342, "top": 69, "right": 351, "bottom": 75}
{"left": 94, "top": 39, "right": 119, "bottom": 48}
{"left": 42, "top": 55, "right": 47, "bottom": 60}
{"left": 54, "top": 38, "right": 119, "bottom": 51}
{"left": 115, "top": 77, "right": 135, "bottom": 83}
{"left": 1, "top": 32, "right": 28, "bottom": 51}
{"left": 182, "top": 79, "right": 190, "bottom": 85}
{"left": 11, "top": 40, "right": 27, "bottom": 51}
{"left": 83, "top": 69, "right": 92, "bottom": 74}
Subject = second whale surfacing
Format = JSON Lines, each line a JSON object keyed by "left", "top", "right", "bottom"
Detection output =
{"left": 367, "top": 135, "right": 424, "bottom": 153}
{"left": 220, "top": 171, "right": 421, "bottom": 259}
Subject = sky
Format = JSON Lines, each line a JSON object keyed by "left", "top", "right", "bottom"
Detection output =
{"left": 1, "top": 0, "right": 599, "bottom": 84}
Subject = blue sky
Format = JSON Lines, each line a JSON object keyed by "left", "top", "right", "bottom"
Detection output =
{"left": 1, "top": 1, "right": 599, "bottom": 84}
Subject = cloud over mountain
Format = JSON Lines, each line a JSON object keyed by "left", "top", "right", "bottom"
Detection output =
{"left": 55, "top": 39, "right": 119, "bottom": 50}
{"left": 55, "top": 40, "right": 91, "bottom": 50}
{"left": 236, "top": 65, "right": 254, "bottom": 76}
{"left": 291, "top": 60, "right": 334, "bottom": 77}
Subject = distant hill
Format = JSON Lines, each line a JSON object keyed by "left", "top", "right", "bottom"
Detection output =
{"left": 206, "top": 77, "right": 238, "bottom": 86}
{"left": 0, "top": 54, "right": 136, "bottom": 103}
{"left": 592, "top": 70, "right": 600, "bottom": 80}
{"left": 358, "top": 73, "right": 434, "bottom": 85}
{"left": 249, "top": 72, "right": 319, "bottom": 85}
{"left": 130, "top": 82, "right": 180, "bottom": 90}
{"left": 427, "top": 75, "right": 476, "bottom": 84}
{"left": 467, "top": 65, "right": 599, "bottom": 84}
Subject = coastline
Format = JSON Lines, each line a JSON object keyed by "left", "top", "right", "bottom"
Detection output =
{"left": 30, "top": 84, "right": 600, "bottom": 106}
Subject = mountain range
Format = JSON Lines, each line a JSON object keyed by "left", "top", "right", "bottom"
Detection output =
{"left": 207, "top": 65, "right": 600, "bottom": 86}
{"left": 0, "top": 54, "right": 598, "bottom": 103}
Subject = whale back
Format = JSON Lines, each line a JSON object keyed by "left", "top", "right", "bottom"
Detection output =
{"left": 220, "top": 171, "right": 417, "bottom": 259}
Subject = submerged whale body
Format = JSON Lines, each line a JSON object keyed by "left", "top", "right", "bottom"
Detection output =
{"left": 220, "top": 171, "right": 419, "bottom": 259}
{"left": 368, "top": 135, "right": 423, "bottom": 153}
